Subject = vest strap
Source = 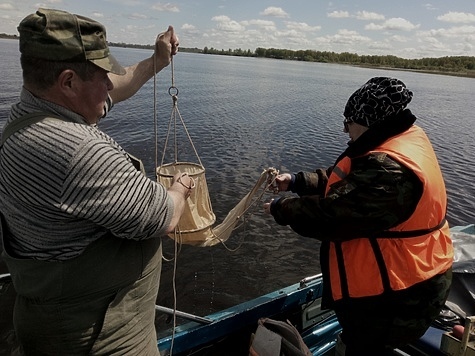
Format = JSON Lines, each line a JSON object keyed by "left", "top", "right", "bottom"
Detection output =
{"left": 1, "top": 111, "right": 59, "bottom": 147}
{"left": 369, "top": 238, "right": 392, "bottom": 292}
{"left": 335, "top": 242, "right": 350, "bottom": 299}
{"left": 378, "top": 218, "right": 447, "bottom": 238}
{"left": 1, "top": 112, "right": 145, "bottom": 175}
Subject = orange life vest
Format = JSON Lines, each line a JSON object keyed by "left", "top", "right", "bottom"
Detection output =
{"left": 325, "top": 125, "right": 453, "bottom": 301}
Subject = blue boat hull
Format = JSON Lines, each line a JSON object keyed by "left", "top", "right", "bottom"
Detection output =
{"left": 0, "top": 225, "right": 473, "bottom": 355}
{"left": 156, "top": 224, "right": 475, "bottom": 356}
{"left": 157, "top": 273, "right": 341, "bottom": 355}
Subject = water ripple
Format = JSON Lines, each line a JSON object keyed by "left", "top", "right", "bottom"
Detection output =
{"left": 1, "top": 41, "right": 474, "bottom": 320}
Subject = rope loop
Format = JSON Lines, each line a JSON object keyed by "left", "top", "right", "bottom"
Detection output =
{"left": 168, "top": 86, "right": 179, "bottom": 106}
{"left": 265, "top": 167, "right": 280, "bottom": 194}
{"left": 168, "top": 86, "right": 179, "bottom": 97}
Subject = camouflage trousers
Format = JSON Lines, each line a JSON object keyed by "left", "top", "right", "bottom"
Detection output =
{"left": 334, "top": 268, "right": 452, "bottom": 355}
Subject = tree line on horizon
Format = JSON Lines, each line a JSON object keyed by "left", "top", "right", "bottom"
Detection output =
{"left": 199, "top": 46, "right": 475, "bottom": 76}
{"left": 2, "top": 33, "right": 473, "bottom": 77}
{"left": 114, "top": 40, "right": 474, "bottom": 77}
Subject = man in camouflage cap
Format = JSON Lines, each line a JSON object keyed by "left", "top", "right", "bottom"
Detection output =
{"left": 265, "top": 77, "right": 453, "bottom": 355}
{"left": 0, "top": 8, "right": 194, "bottom": 355}
{"left": 18, "top": 8, "right": 126, "bottom": 75}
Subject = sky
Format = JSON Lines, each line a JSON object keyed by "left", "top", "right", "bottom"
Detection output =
{"left": 0, "top": 1, "right": 474, "bottom": 59}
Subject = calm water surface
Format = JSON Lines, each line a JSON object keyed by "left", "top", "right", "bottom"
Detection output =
{"left": 1, "top": 39, "right": 474, "bottom": 324}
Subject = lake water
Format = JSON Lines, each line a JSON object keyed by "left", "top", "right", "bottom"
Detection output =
{"left": 1, "top": 39, "right": 474, "bottom": 325}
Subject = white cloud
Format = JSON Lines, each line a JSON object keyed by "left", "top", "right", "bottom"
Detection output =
{"left": 181, "top": 23, "right": 199, "bottom": 36}
{"left": 104, "top": 0, "right": 142, "bottom": 6}
{"left": 182, "top": 23, "right": 195, "bottom": 30}
{"left": 426, "top": 25, "right": 475, "bottom": 38}
{"left": 212, "top": 15, "right": 245, "bottom": 32}
{"left": 284, "top": 21, "right": 321, "bottom": 32}
{"left": 437, "top": 12, "right": 475, "bottom": 24}
{"left": 462, "top": 42, "right": 473, "bottom": 52}
{"left": 407, "top": 25, "right": 475, "bottom": 57}
{"left": 366, "top": 18, "right": 420, "bottom": 31}
{"left": 388, "top": 35, "right": 409, "bottom": 43}
{"left": 271, "top": 29, "right": 312, "bottom": 48}
{"left": 1, "top": 0, "right": 473, "bottom": 58}
{"left": 355, "top": 11, "right": 385, "bottom": 21}
{"left": 260, "top": 7, "right": 289, "bottom": 18}
{"left": 328, "top": 29, "right": 372, "bottom": 44}
{"left": 423, "top": 3, "right": 438, "bottom": 11}
{"left": 211, "top": 15, "right": 230, "bottom": 22}
{"left": 367, "top": 41, "right": 393, "bottom": 51}
{"left": 151, "top": 3, "right": 180, "bottom": 13}
{"left": 327, "top": 11, "right": 349, "bottom": 18}
{"left": 0, "top": 4, "right": 15, "bottom": 10}
{"left": 415, "top": 36, "right": 451, "bottom": 56}
{"left": 241, "top": 19, "right": 276, "bottom": 31}
{"left": 128, "top": 13, "right": 147, "bottom": 20}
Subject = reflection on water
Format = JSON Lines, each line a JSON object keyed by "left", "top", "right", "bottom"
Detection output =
{"left": 0, "top": 40, "right": 474, "bottom": 324}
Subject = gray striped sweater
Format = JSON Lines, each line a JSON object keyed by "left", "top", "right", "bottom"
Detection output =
{"left": 0, "top": 89, "right": 173, "bottom": 261}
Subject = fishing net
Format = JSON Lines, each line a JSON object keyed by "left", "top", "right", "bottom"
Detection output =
{"left": 157, "top": 163, "right": 277, "bottom": 247}
{"left": 154, "top": 59, "right": 278, "bottom": 247}
{"left": 157, "top": 162, "right": 215, "bottom": 245}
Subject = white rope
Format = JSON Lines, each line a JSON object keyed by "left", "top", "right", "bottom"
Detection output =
{"left": 153, "top": 55, "right": 280, "bottom": 354}
{"left": 153, "top": 55, "right": 158, "bottom": 177}
{"left": 159, "top": 58, "right": 203, "bottom": 169}
{"left": 153, "top": 55, "right": 181, "bottom": 356}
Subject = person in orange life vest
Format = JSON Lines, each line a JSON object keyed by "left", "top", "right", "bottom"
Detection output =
{"left": 264, "top": 77, "right": 453, "bottom": 355}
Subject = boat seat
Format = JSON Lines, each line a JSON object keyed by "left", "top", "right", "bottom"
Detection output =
{"left": 416, "top": 327, "right": 446, "bottom": 355}
{"left": 398, "top": 326, "right": 446, "bottom": 355}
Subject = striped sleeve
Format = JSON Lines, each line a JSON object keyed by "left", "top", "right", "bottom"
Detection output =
{"left": 60, "top": 125, "right": 173, "bottom": 240}
{"left": 0, "top": 119, "right": 173, "bottom": 260}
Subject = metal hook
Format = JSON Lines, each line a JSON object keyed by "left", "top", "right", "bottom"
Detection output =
{"left": 168, "top": 86, "right": 179, "bottom": 105}
{"left": 168, "top": 86, "right": 179, "bottom": 97}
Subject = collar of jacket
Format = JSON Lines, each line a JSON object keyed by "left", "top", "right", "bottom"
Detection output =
{"left": 336, "top": 109, "right": 417, "bottom": 163}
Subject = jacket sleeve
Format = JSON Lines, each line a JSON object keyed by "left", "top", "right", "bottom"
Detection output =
{"left": 271, "top": 153, "right": 423, "bottom": 241}
{"left": 290, "top": 168, "right": 331, "bottom": 196}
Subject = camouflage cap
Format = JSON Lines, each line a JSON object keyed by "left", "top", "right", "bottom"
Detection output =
{"left": 18, "top": 8, "right": 126, "bottom": 75}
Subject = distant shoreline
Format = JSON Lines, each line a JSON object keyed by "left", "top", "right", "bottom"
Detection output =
{"left": 350, "top": 64, "right": 475, "bottom": 79}
{"left": 1, "top": 34, "right": 473, "bottom": 79}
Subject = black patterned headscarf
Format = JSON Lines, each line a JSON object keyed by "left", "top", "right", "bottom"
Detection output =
{"left": 343, "top": 77, "right": 413, "bottom": 127}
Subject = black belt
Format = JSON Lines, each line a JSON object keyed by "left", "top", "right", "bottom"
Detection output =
{"left": 377, "top": 218, "right": 447, "bottom": 238}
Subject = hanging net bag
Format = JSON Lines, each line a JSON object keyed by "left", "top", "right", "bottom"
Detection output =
{"left": 157, "top": 163, "right": 216, "bottom": 245}
{"left": 155, "top": 70, "right": 218, "bottom": 244}
{"left": 156, "top": 60, "right": 278, "bottom": 247}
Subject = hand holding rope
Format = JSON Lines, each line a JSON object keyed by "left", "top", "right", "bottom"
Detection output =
{"left": 176, "top": 172, "right": 195, "bottom": 199}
